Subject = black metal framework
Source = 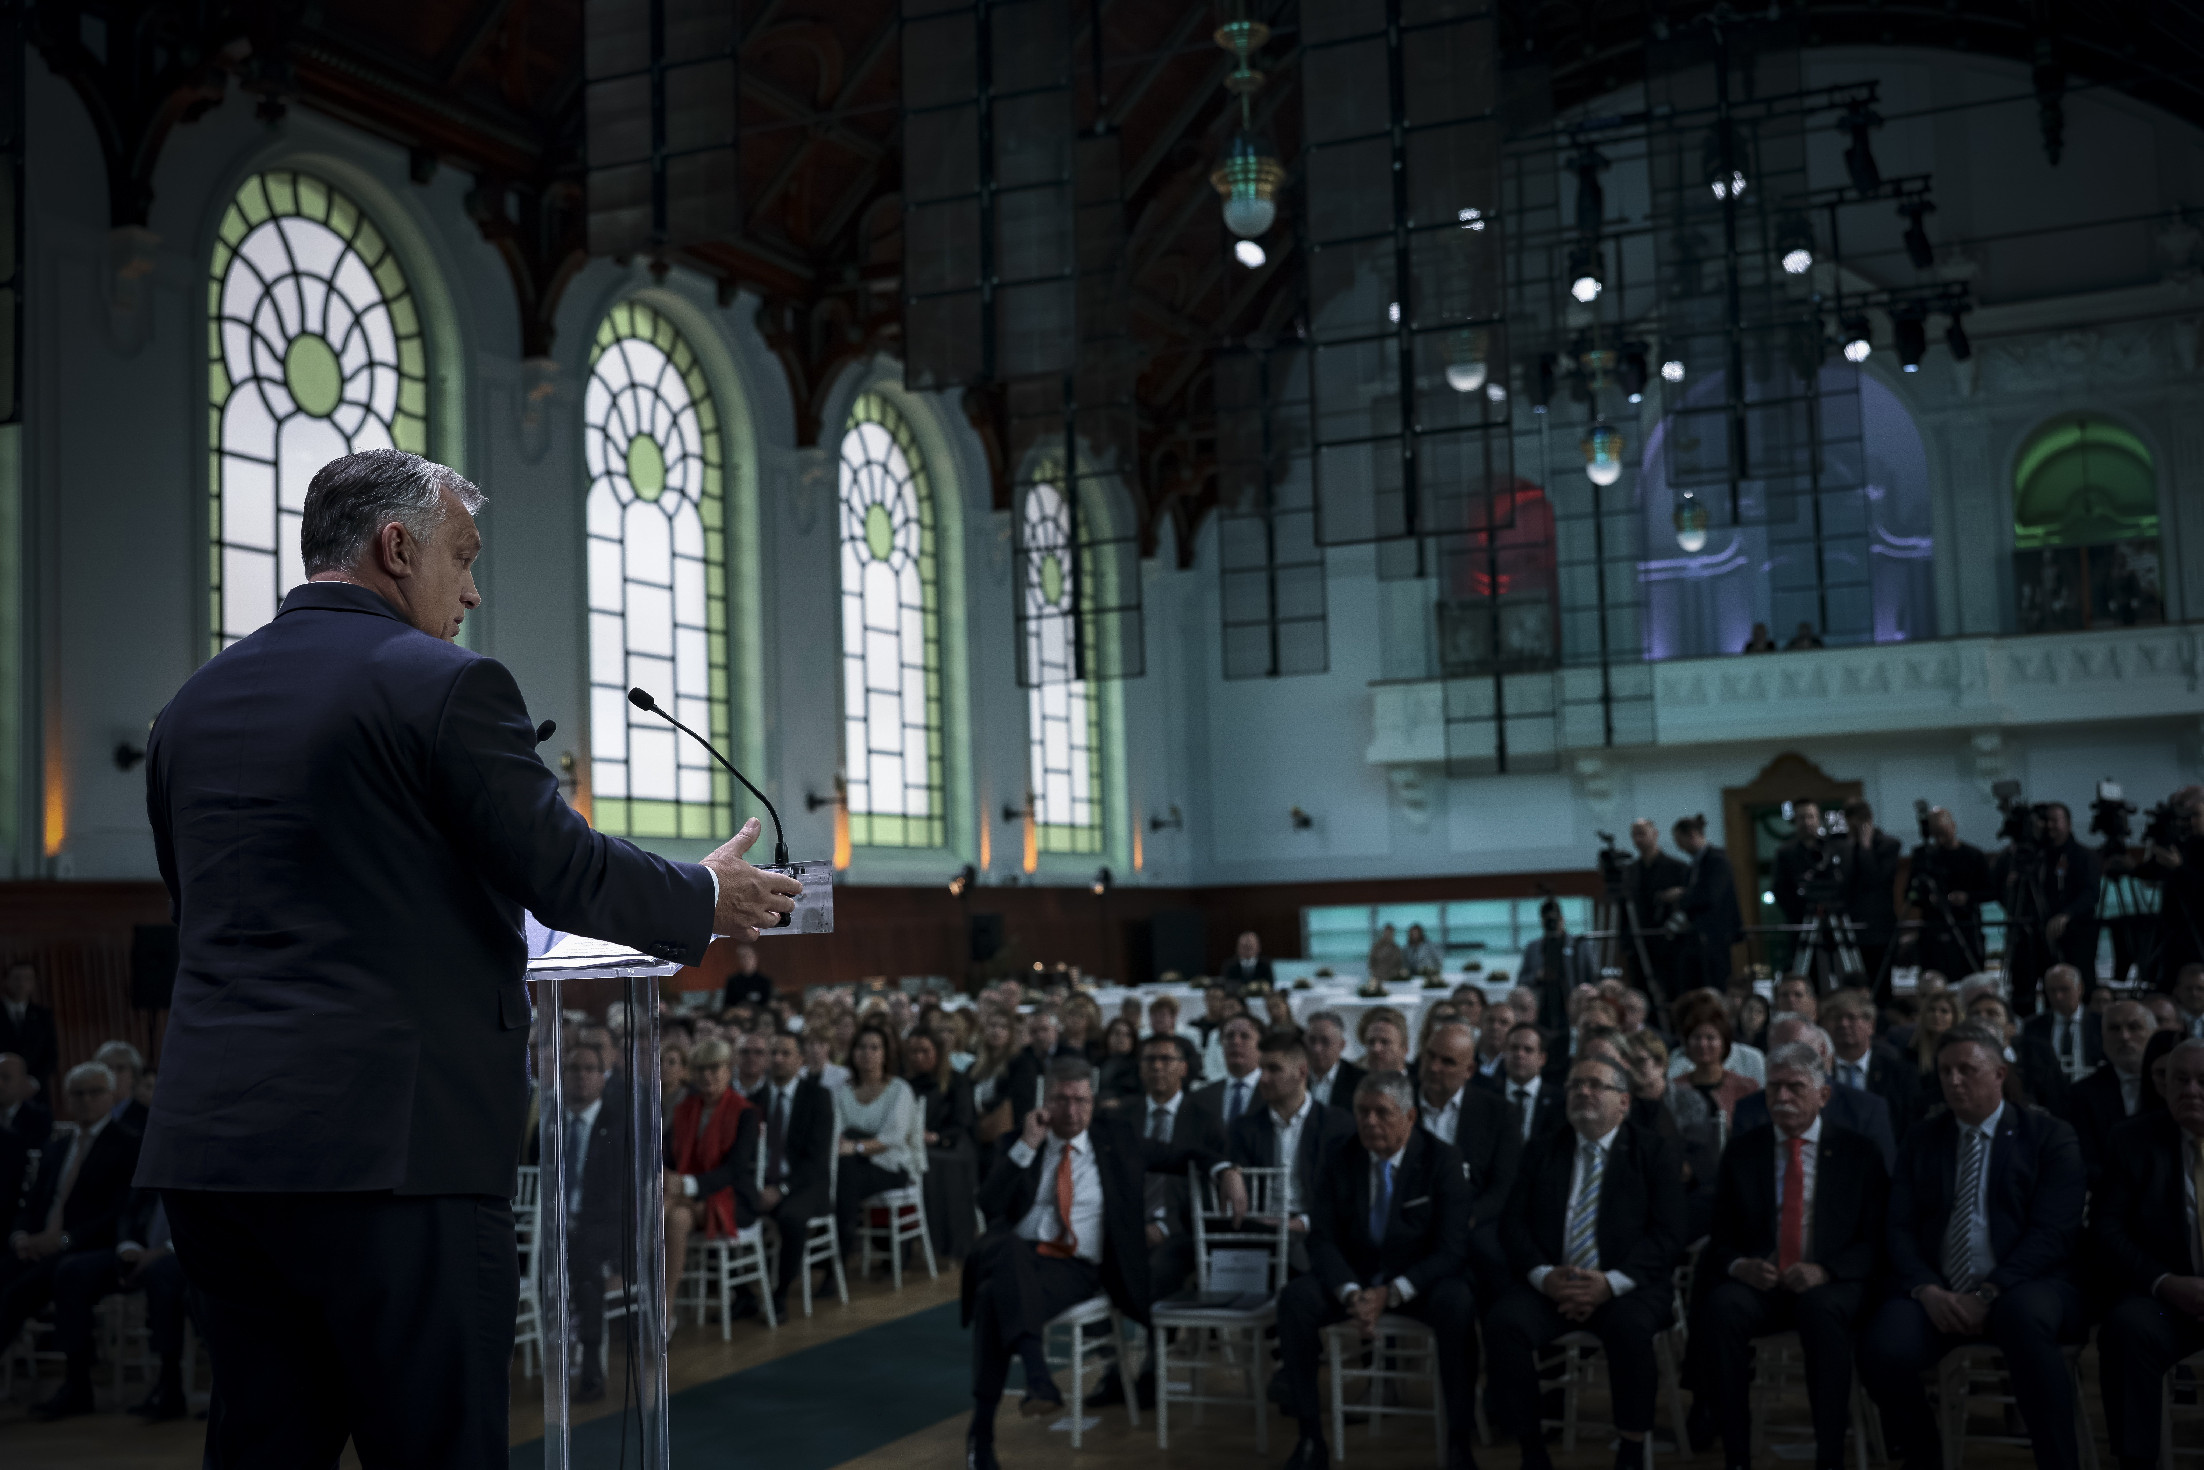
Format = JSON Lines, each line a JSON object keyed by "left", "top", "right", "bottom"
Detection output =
{"left": 1217, "top": 343, "right": 1326, "bottom": 680}
{"left": 0, "top": 3, "right": 18, "bottom": 428}
{"left": 584, "top": 0, "right": 740, "bottom": 256}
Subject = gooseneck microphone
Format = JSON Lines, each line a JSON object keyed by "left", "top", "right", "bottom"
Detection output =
{"left": 626, "top": 687, "right": 789, "bottom": 867}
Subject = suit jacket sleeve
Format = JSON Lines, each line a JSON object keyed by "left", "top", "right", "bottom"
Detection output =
{"left": 1305, "top": 1147, "right": 1356, "bottom": 1298}
{"left": 2057, "top": 845, "right": 2101, "bottom": 923}
{"left": 789, "top": 1089, "right": 834, "bottom": 1200}
{"left": 1824, "top": 1134, "right": 1889, "bottom": 1285}
{"left": 1500, "top": 1145, "right": 1545, "bottom": 1277}
{"left": 1406, "top": 1147, "right": 1474, "bottom": 1294}
{"left": 1702, "top": 1137, "right": 1754, "bottom": 1286}
{"left": 432, "top": 658, "right": 715, "bottom": 962}
{"left": 1470, "top": 1094, "right": 1523, "bottom": 1226}
{"left": 1884, "top": 1132, "right": 1939, "bottom": 1293}
{"left": 978, "top": 1137, "right": 1039, "bottom": 1228}
{"left": 2090, "top": 1122, "right": 2179, "bottom": 1295}
{"left": 1618, "top": 1128, "right": 1686, "bottom": 1287}
{"left": 1986, "top": 1115, "right": 2084, "bottom": 1291}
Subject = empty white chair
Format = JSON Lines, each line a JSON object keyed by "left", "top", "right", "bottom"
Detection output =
{"left": 857, "top": 1184, "right": 938, "bottom": 1290}
{"left": 679, "top": 1223, "right": 778, "bottom": 1337}
{"left": 1040, "top": 1293, "right": 1141, "bottom": 1449}
{"left": 1152, "top": 1164, "right": 1293, "bottom": 1451}
{"left": 1326, "top": 1315, "right": 1448, "bottom": 1466}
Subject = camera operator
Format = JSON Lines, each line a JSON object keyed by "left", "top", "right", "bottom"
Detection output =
{"left": 1623, "top": 818, "right": 1690, "bottom": 1000}
{"left": 2034, "top": 803, "right": 2101, "bottom": 999}
{"left": 1771, "top": 799, "right": 1828, "bottom": 974}
{"left": 1663, "top": 815, "right": 1742, "bottom": 991}
{"left": 1907, "top": 807, "right": 1990, "bottom": 983}
{"left": 1843, "top": 800, "right": 1903, "bottom": 1001}
{"left": 2134, "top": 787, "right": 2204, "bottom": 989}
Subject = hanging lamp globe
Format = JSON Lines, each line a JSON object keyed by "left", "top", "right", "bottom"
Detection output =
{"left": 1583, "top": 421, "right": 1626, "bottom": 486}
{"left": 1212, "top": 130, "right": 1286, "bottom": 240}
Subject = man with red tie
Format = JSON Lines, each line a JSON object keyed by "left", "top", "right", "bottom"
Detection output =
{"left": 1691, "top": 1043, "right": 1889, "bottom": 1470}
{"left": 962, "top": 1058, "right": 1242, "bottom": 1470}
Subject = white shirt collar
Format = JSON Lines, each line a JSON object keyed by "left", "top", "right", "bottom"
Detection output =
{"left": 1056, "top": 1128, "right": 1092, "bottom": 1157}
{"left": 567, "top": 1096, "right": 604, "bottom": 1128}
{"left": 1272, "top": 1093, "right": 1313, "bottom": 1130}
{"left": 1508, "top": 1073, "right": 1541, "bottom": 1096}
{"left": 1777, "top": 1113, "right": 1824, "bottom": 1146}
{"left": 1574, "top": 1121, "right": 1622, "bottom": 1153}
{"left": 1148, "top": 1089, "right": 1183, "bottom": 1117}
{"left": 1422, "top": 1085, "right": 1463, "bottom": 1117}
{"left": 1958, "top": 1102, "right": 2004, "bottom": 1142}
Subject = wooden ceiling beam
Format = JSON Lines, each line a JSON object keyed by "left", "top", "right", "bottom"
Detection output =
{"left": 746, "top": 22, "right": 900, "bottom": 228}
{"left": 436, "top": 0, "right": 518, "bottom": 87}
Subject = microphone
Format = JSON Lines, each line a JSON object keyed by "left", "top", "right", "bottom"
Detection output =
{"left": 535, "top": 720, "right": 557, "bottom": 746}
{"left": 626, "top": 688, "right": 789, "bottom": 867}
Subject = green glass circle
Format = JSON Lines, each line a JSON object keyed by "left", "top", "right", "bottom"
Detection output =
{"left": 626, "top": 433, "right": 667, "bottom": 502}
{"left": 863, "top": 502, "right": 895, "bottom": 561}
{"left": 284, "top": 333, "right": 343, "bottom": 418}
{"left": 1040, "top": 552, "right": 1065, "bottom": 608}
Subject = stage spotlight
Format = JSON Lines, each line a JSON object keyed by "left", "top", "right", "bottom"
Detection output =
{"left": 1777, "top": 212, "right": 1815, "bottom": 275}
{"left": 1841, "top": 105, "right": 1883, "bottom": 193}
{"left": 1618, "top": 349, "right": 1649, "bottom": 403}
{"left": 1532, "top": 354, "right": 1556, "bottom": 414}
{"left": 1568, "top": 246, "right": 1604, "bottom": 303}
{"left": 1234, "top": 238, "right": 1266, "bottom": 268}
{"left": 1899, "top": 200, "right": 1936, "bottom": 270}
{"left": 1893, "top": 304, "right": 1927, "bottom": 372}
{"left": 1840, "top": 315, "right": 1872, "bottom": 364}
{"left": 1661, "top": 358, "right": 1686, "bottom": 384}
{"left": 1673, "top": 491, "right": 1710, "bottom": 553}
{"left": 1701, "top": 125, "right": 1748, "bottom": 201}
{"left": 1946, "top": 312, "right": 1973, "bottom": 362}
{"left": 1582, "top": 421, "right": 1625, "bottom": 486}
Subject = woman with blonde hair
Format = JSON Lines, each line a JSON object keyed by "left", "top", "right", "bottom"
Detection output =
{"left": 1910, "top": 989, "right": 1961, "bottom": 1080}
{"left": 1060, "top": 991, "right": 1106, "bottom": 1062}
{"left": 663, "top": 1038, "right": 760, "bottom": 1321}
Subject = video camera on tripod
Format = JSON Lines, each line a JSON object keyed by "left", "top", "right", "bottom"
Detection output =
{"left": 1991, "top": 778, "right": 2057, "bottom": 855}
{"left": 2089, "top": 779, "right": 2136, "bottom": 853}
{"left": 1794, "top": 805, "right": 1851, "bottom": 911}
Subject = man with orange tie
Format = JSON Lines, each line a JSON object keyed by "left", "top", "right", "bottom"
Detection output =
{"left": 1690, "top": 1043, "right": 1889, "bottom": 1470}
{"left": 963, "top": 1057, "right": 1244, "bottom": 1470}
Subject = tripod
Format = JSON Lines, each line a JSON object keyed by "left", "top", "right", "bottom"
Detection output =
{"left": 2001, "top": 849, "right": 2056, "bottom": 1015}
{"left": 1596, "top": 884, "right": 1670, "bottom": 1015}
{"left": 1789, "top": 907, "right": 1865, "bottom": 992}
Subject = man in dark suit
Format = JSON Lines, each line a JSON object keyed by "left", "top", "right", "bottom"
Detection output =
{"left": 1417, "top": 1020, "right": 1521, "bottom": 1294}
{"left": 139, "top": 450, "right": 801, "bottom": 1468}
{"left": 1964, "top": 989, "right": 2071, "bottom": 1118}
{"left": 1772, "top": 800, "right": 1831, "bottom": 969}
{"left": 754, "top": 1032, "right": 836, "bottom": 1318}
{"left": 1519, "top": 900, "right": 1599, "bottom": 1037}
{"left": 1192, "top": 1014, "right": 1265, "bottom": 1128}
{"left": 1227, "top": 1032, "right": 1355, "bottom": 1263}
{"left": 2068, "top": 999, "right": 2158, "bottom": 1183}
{"left": 0, "top": 963, "right": 60, "bottom": 1101}
{"left": 1219, "top": 930, "right": 1276, "bottom": 991}
{"left": 1488, "top": 1056, "right": 1686, "bottom": 1470}
{"left": 0, "top": 1050, "right": 51, "bottom": 1147}
{"left": 1730, "top": 1015, "right": 1897, "bottom": 1168}
{"left": 964, "top": 1056, "right": 1241, "bottom": 1470}
{"left": 2092, "top": 1038, "right": 2204, "bottom": 1470}
{"left": 1622, "top": 819, "right": 1691, "bottom": 999}
{"left": 2020, "top": 965, "right": 2102, "bottom": 1085}
{"left": 718, "top": 941, "right": 774, "bottom": 1011}
{"left": 47, "top": 1187, "right": 197, "bottom": 1421}
{"left": 1692, "top": 1042, "right": 1890, "bottom": 1470}
{"left": 1303, "top": 1011, "right": 1364, "bottom": 1110}
{"left": 94, "top": 1041, "right": 153, "bottom": 1134}
{"left": 1474, "top": 1023, "right": 1566, "bottom": 1145}
{"left": 1004, "top": 1007, "right": 1081, "bottom": 1131}
{"left": 1273, "top": 1070, "right": 1479, "bottom": 1470}
{"left": 1858, "top": 1022, "right": 2086, "bottom": 1470}
{"left": 2, "top": 1061, "right": 145, "bottom": 1418}
{"left": 1845, "top": 801, "right": 1906, "bottom": 999}
{"left": 2020, "top": 806, "right": 2101, "bottom": 1014}
{"left": 1670, "top": 815, "right": 1743, "bottom": 991}
{"left": 1824, "top": 988, "right": 1923, "bottom": 1138}
{"left": 526, "top": 1042, "right": 635, "bottom": 1401}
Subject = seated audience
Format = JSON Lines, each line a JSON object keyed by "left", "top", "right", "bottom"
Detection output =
{"left": 1274, "top": 1071, "right": 1478, "bottom": 1470}
{"left": 1907, "top": 990, "right": 1961, "bottom": 1082}
{"left": 2144, "top": 991, "right": 2180, "bottom": 1036}
{"left": 93, "top": 1042, "right": 151, "bottom": 1132}
{"left": 0, "top": 962, "right": 59, "bottom": 1100}
{"left": 535, "top": 1044, "right": 643, "bottom": 1382}
{"left": 1479, "top": 1022, "right": 1565, "bottom": 1144}
{"left": 1367, "top": 923, "right": 1406, "bottom": 984}
{"left": 1220, "top": 930, "right": 1276, "bottom": 990}
{"left": 1096, "top": 1016, "right": 1142, "bottom": 1099}
{"left": 1730, "top": 1014, "right": 1898, "bottom": 1167}
{"left": 1, "top": 1063, "right": 145, "bottom": 1418}
{"left": 1357, "top": 1008, "right": 1411, "bottom": 1076}
{"left": 1194, "top": 1013, "right": 1265, "bottom": 1125}
{"left": 801, "top": 1025, "right": 851, "bottom": 1093}
{"left": 2176, "top": 963, "right": 2204, "bottom": 1038}
{"left": 1858, "top": 1021, "right": 2086, "bottom": 1470}
{"left": 1005, "top": 1007, "right": 1076, "bottom": 1130}
{"left": 753, "top": 1032, "right": 837, "bottom": 1317}
{"left": 1735, "top": 992, "right": 1773, "bottom": 1053}
{"left": 732, "top": 1030, "right": 771, "bottom": 1099}
{"left": 1060, "top": 993, "right": 1106, "bottom": 1064}
{"left": 1403, "top": 923, "right": 1446, "bottom": 976}
{"left": 0, "top": 1049, "right": 49, "bottom": 1145}
{"left": 1417, "top": 1021, "right": 1520, "bottom": 1284}
{"left": 963, "top": 1058, "right": 1240, "bottom": 1468}
{"left": 1262, "top": 989, "right": 1299, "bottom": 1035}
{"left": 664, "top": 1036, "right": 764, "bottom": 1324}
{"left": 1692, "top": 1042, "right": 1890, "bottom": 1470}
{"left": 1226, "top": 1031, "right": 1353, "bottom": 1272}
{"left": 1191, "top": 985, "right": 1240, "bottom": 1062}
{"left": 2144, "top": 1030, "right": 2180, "bottom": 1108}
{"left": 969, "top": 1009, "right": 1018, "bottom": 1129}
{"left": 48, "top": 1188, "right": 196, "bottom": 1420}
{"left": 1675, "top": 1000, "right": 1761, "bottom": 1127}
{"left": 1487, "top": 1055, "right": 1686, "bottom": 1470}
{"left": 909, "top": 1028, "right": 980, "bottom": 1262}
{"left": 2022, "top": 965, "right": 2101, "bottom": 1083}
{"left": 2070, "top": 999, "right": 2159, "bottom": 1180}
{"left": 833, "top": 1021, "right": 928, "bottom": 1262}
{"left": 2091, "top": 1038, "right": 2204, "bottom": 1470}
{"left": 1414, "top": 1002, "right": 1465, "bottom": 1064}
{"left": 1963, "top": 987, "right": 2070, "bottom": 1116}
{"left": 1147, "top": 994, "right": 1186, "bottom": 1048}
{"left": 1824, "top": 987, "right": 1922, "bottom": 1138}
{"left": 660, "top": 1040, "right": 691, "bottom": 1112}
{"left": 719, "top": 941, "right": 773, "bottom": 1010}
{"left": 1624, "top": 1032, "right": 1717, "bottom": 1238}
{"left": 1304, "top": 1011, "right": 1362, "bottom": 1108}
{"left": 1104, "top": 1032, "right": 1227, "bottom": 1311}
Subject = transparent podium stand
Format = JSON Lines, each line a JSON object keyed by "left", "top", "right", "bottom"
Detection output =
{"left": 524, "top": 944, "right": 676, "bottom": 1470}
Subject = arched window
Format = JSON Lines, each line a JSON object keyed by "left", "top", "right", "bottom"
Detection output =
{"left": 838, "top": 393, "right": 944, "bottom": 848}
{"left": 2011, "top": 416, "right": 2163, "bottom": 633}
{"left": 1019, "top": 480, "right": 1103, "bottom": 853}
{"left": 583, "top": 301, "right": 730, "bottom": 839}
{"left": 209, "top": 170, "right": 426, "bottom": 649}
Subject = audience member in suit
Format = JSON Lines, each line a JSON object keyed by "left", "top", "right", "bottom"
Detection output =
{"left": 46, "top": 1188, "right": 197, "bottom": 1420}
{"left": 2069, "top": 1000, "right": 2160, "bottom": 1184}
{"left": 1476, "top": 1023, "right": 1567, "bottom": 1146}
{"left": 663, "top": 1038, "right": 763, "bottom": 1327}
{"left": 0, "top": 1115, "right": 24, "bottom": 1242}
{"left": 2023, "top": 809, "right": 2102, "bottom": 1013}
{"left": 1004, "top": 1008, "right": 1080, "bottom": 1132}
{"left": 1416, "top": 1021, "right": 1521, "bottom": 1295}
{"left": 1274, "top": 1070, "right": 1479, "bottom": 1470}
{"left": 1692, "top": 1043, "right": 1891, "bottom": 1470}
{"left": 0, "top": 963, "right": 60, "bottom": 1101}
{"left": 1621, "top": 818, "right": 1691, "bottom": 997}
{"left": 0, "top": 1050, "right": 50, "bottom": 1147}
{"left": 963, "top": 1056, "right": 1241, "bottom": 1470}
{"left": 1519, "top": 900, "right": 1600, "bottom": 1037}
{"left": 2092, "top": 1039, "right": 2204, "bottom": 1470}
{"left": 1, "top": 1062, "right": 145, "bottom": 1416}
{"left": 1964, "top": 989, "right": 2071, "bottom": 1119}
{"left": 2171, "top": 963, "right": 2204, "bottom": 1039}
{"left": 1671, "top": 815, "right": 1744, "bottom": 991}
{"left": 1087, "top": 1032, "right": 1230, "bottom": 1409}
{"left": 1219, "top": 931, "right": 1276, "bottom": 992}
{"left": 2022, "top": 966, "right": 2102, "bottom": 1084}
{"left": 1858, "top": 1023, "right": 2087, "bottom": 1470}
{"left": 1824, "top": 989, "right": 1923, "bottom": 1139}
{"left": 1192, "top": 1014, "right": 1266, "bottom": 1129}
{"left": 718, "top": 941, "right": 775, "bottom": 1011}
{"left": 752, "top": 1032, "right": 837, "bottom": 1318}
{"left": 94, "top": 1041, "right": 153, "bottom": 1134}
{"left": 1730, "top": 1015, "right": 1898, "bottom": 1169}
{"left": 1227, "top": 1032, "right": 1356, "bottom": 1269}
{"left": 1488, "top": 1056, "right": 1687, "bottom": 1470}
{"left": 526, "top": 1043, "right": 639, "bottom": 1399}
{"left": 1303, "top": 1012, "right": 1364, "bottom": 1110}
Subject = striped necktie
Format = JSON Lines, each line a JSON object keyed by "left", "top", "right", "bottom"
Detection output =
{"left": 1565, "top": 1141, "right": 1604, "bottom": 1269}
{"left": 1942, "top": 1126, "right": 1985, "bottom": 1292}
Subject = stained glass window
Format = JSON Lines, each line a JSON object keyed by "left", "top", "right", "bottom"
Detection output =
{"left": 1020, "top": 481, "right": 1103, "bottom": 853}
{"left": 209, "top": 171, "right": 426, "bottom": 650}
{"left": 584, "top": 302, "right": 730, "bottom": 839}
{"left": 838, "top": 393, "right": 944, "bottom": 847}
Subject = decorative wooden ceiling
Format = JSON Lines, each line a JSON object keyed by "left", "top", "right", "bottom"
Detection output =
{"left": 29, "top": 0, "right": 2203, "bottom": 556}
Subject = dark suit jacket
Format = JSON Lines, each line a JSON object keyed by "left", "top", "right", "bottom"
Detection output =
{"left": 971, "top": 1113, "right": 1226, "bottom": 1327}
{"left": 1503, "top": 1117, "right": 1685, "bottom": 1304}
{"left": 1306, "top": 1128, "right": 1471, "bottom": 1300}
{"left": 1105, "top": 1088, "right": 1228, "bottom": 1240}
{"left": 0, "top": 1126, "right": 27, "bottom": 1237}
{"left": 719, "top": 970, "right": 774, "bottom": 1011}
{"left": 1192, "top": 1072, "right": 1264, "bottom": 1127}
{"left": 15, "top": 1119, "right": 143, "bottom": 1251}
{"left": 2021, "top": 1010, "right": 2102, "bottom": 1074}
{"left": 4, "top": 1097, "right": 52, "bottom": 1149}
{"left": 0, "top": 1002, "right": 59, "bottom": 1095}
{"left": 1473, "top": 1070, "right": 1568, "bottom": 1144}
{"left": 141, "top": 582, "right": 715, "bottom": 1198}
{"left": 1847, "top": 831, "right": 1904, "bottom": 943}
{"left": 1312, "top": 1060, "right": 1365, "bottom": 1110}
{"left": 1681, "top": 845, "right": 1744, "bottom": 949}
{"left": 2067, "top": 1064, "right": 2140, "bottom": 1184}
{"left": 1228, "top": 1098, "right": 1355, "bottom": 1219}
{"left": 2040, "top": 839, "right": 2103, "bottom": 968}
{"left": 2011, "top": 1036, "right": 2072, "bottom": 1118}
{"left": 1425, "top": 1084, "right": 1521, "bottom": 1226}
{"left": 1219, "top": 958, "right": 1274, "bottom": 990}
{"left": 1704, "top": 1121, "right": 1888, "bottom": 1287}
{"left": 913, "top": 1074, "right": 978, "bottom": 1153}
{"left": 1732, "top": 1082, "right": 1897, "bottom": 1170}
{"left": 1884, "top": 1104, "right": 2083, "bottom": 1295}
{"left": 2090, "top": 1110, "right": 2201, "bottom": 1297}
{"left": 1773, "top": 838, "right": 1826, "bottom": 924}
{"left": 755, "top": 1075, "right": 835, "bottom": 1206}
{"left": 1836, "top": 1042, "right": 1923, "bottom": 1138}
{"left": 529, "top": 1094, "right": 666, "bottom": 1256}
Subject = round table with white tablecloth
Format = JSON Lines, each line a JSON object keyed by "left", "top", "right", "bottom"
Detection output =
{"left": 1085, "top": 973, "right": 1512, "bottom": 1061}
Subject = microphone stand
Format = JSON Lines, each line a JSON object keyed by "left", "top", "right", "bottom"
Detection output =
{"left": 626, "top": 687, "right": 790, "bottom": 868}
